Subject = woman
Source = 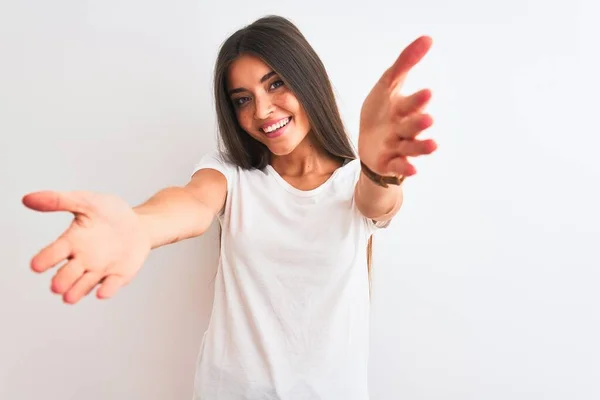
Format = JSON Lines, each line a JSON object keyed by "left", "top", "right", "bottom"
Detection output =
{"left": 22, "top": 15, "right": 437, "bottom": 400}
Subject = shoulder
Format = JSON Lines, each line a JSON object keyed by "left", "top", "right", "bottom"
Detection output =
{"left": 315, "top": 158, "right": 361, "bottom": 196}
{"left": 335, "top": 158, "right": 362, "bottom": 186}
{"left": 191, "top": 150, "right": 239, "bottom": 181}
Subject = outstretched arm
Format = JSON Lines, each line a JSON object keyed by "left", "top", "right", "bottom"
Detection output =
{"left": 134, "top": 168, "right": 227, "bottom": 249}
{"left": 355, "top": 35, "right": 437, "bottom": 221}
{"left": 22, "top": 167, "right": 227, "bottom": 304}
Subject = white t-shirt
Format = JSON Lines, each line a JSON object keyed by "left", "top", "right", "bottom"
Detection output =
{"left": 191, "top": 151, "right": 388, "bottom": 400}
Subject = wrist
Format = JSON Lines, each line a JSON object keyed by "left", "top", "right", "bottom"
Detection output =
{"left": 132, "top": 206, "right": 156, "bottom": 251}
{"left": 359, "top": 160, "right": 405, "bottom": 188}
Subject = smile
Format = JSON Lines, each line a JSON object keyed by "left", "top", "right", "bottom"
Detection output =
{"left": 261, "top": 117, "right": 292, "bottom": 133}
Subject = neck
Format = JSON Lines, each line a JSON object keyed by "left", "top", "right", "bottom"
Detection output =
{"left": 270, "top": 134, "right": 342, "bottom": 177}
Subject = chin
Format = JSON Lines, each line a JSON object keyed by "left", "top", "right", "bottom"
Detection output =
{"left": 267, "top": 142, "right": 298, "bottom": 156}
{"left": 248, "top": 127, "right": 309, "bottom": 156}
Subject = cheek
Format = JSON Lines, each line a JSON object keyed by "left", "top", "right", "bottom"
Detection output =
{"left": 278, "top": 93, "right": 309, "bottom": 126}
{"left": 235, "top": 107, "right": 255, "bottom": 132}
{"left": 287, "top": 101, "right": 310, "bottom": 130}
{"left": 235, "top": 107, "right": 268, "bottom": 143}
{"left": 277, "top": 92, "right": 299, "bottom": 114}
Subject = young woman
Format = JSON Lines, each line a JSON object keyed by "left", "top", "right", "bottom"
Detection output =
{"left": 22, "top": 15, "right": 437, "bottom": 400}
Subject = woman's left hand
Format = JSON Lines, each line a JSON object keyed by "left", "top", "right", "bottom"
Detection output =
{"left": 358, "top": 35, "right": 437, "bottom": 178}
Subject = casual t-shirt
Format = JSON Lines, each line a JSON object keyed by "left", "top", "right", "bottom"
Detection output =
{"left": 190, "top": 151, "right": 387, "bottom": 400}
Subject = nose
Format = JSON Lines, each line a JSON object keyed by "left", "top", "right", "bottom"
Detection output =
{"left": 254, "top": 94, "right": 274, "bottom": 120}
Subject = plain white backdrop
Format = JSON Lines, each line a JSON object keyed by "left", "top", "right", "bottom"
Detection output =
{"left": 1, "top": 1, "right": 598, "bottom": 399}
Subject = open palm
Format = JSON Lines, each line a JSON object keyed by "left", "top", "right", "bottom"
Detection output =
{"left": 359, "top": 35, "right": 438, "bottom": 178}
{"left": 22, "top": 191, "right": 150, "bottom": 304}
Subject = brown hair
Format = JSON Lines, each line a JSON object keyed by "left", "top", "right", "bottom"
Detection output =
{"left": 212, "top": 15, "right": 374, "bottom": 283}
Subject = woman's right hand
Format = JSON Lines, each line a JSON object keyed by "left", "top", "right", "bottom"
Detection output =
{"left": 22, "top": 190, "right": 151, "bottom": 304}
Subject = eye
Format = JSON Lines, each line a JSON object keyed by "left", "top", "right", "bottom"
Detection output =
{"left": 232, "top": 97, "right": 250, "bottom": 107}
{"left": 269, "top": 80, "right": 285, "bottom": 90}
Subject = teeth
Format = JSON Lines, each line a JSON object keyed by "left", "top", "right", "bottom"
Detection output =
{"left": 264, "top": 117, "right": 290, "bottom": 133}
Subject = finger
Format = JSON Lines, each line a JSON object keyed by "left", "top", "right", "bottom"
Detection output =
{"left": 394, "top": 138, "right": 438, "bottom": 157}
{"left": 375, "top": 153, "right": 417, "bottom": 177}
{"left": 386, "top": 156, "right": 417, "bottom": 177}
{"left": 96, "top": 274, "right": 126, "bottom": 300}
{"left": 63, "top": 271, "right": 105, "bottom": 304}
{"left": 395, "top": 113, "right": 434, "bottom": 140}
{"left": 31, "top": 234, "right": 73, "bottom": 273}
{"left": 385, "top": 35, "right": 433, "bottom": 88}
{"left": 22, "top": 191, "right": 90, "bottom": 215}
{"left": 50, "top": 257, "right": 85, "bottom": 295}
{"left": 395, "top": 89, "right": 432, "bottom": 116}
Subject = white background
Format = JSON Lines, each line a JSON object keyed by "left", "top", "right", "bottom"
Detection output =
{"left": 1, "top": 0, "right": 599, "bottom": 399}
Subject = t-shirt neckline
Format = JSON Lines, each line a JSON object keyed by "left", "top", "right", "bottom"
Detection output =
{"left": 265, "top": 159, "right": 351, "bottom": 197}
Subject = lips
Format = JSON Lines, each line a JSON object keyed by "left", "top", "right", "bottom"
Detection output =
{"left": 260, "top": 117, "right": 292, "bottom": 133}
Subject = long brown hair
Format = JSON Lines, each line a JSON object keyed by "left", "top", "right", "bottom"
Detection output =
{"left": 212, "top": 15, "right": 374, "bottom": 281}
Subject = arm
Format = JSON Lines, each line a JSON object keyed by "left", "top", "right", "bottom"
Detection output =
{"left": 22, "top": 167, "right": 227, "bottom": 304}
{"left": 355, "top": 36, "right": 437, "bottom": 223}
{"left": 133, "top": 168, "right": 227, "bottom": 249}
{"left": 354, "top": 170, "right": 404, "bottom": 222}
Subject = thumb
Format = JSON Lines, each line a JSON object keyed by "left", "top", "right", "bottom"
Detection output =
{"left": 22, "top": 190, "right": 91, "bottom": 215}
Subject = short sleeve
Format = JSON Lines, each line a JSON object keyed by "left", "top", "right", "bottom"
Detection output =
{"left": 191, "top": 150, "right": 237, "bottom": 189}
{"left": 368, "top": 218, "right": 391, "bottom": 232}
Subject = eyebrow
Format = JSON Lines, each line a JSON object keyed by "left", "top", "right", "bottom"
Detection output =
{"left": 228, "top": 71, "right": 277, "bottom": 95}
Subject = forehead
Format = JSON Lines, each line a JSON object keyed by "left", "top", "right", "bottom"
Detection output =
{"left": 227, "top": 54, "right": 274, "bottom": 89}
